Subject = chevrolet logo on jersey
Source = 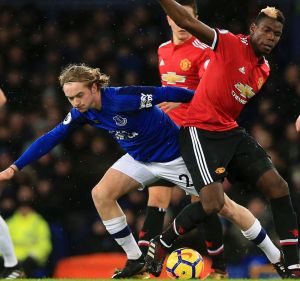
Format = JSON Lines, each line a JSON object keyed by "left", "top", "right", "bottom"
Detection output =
{"left": 234, "top": 82, "right": 255, "bottom": 99}
{"left": 162, "top": 72, "right": 186, "bottom": 85}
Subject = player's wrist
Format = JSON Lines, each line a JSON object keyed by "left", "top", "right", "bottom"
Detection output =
{"left": 9, "top": 165, "right": 18, "bottom": 173}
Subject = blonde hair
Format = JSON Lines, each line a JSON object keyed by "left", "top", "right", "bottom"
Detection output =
{"left": 256, "top": 6, "right": 285, "bottom": 24}
{"left": 59, "top": 64, "right": 110, "bottom": 89}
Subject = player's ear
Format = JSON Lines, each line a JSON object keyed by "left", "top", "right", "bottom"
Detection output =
{"left": 91, "top": 82, "right": 97, "bottom": 94}
{"left": 250, "top": 22, "right": 257, "bottom": 36}
{"left": 166, "top": 15, "right": 172, "bottom": 26}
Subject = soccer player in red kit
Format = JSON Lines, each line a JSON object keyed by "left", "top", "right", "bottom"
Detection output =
{"left": 137, "top": 1, "right": 227, "bottom": 278}
{"left": 145, "top": 2, "right": 300, "bottom": 278}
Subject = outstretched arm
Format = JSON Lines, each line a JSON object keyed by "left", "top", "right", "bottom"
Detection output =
{"left": 111, "top": 86, "right": 194, "bottom": 112}
{"left": 158, "top": 0, "right": 215, "bottom": 45}
{"left": 0, "top": 110, "right": 83, "bottom": 181}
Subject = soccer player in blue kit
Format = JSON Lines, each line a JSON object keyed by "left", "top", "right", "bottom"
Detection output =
{"left": 0, "top": 64, "right": 283, "bottom": 278}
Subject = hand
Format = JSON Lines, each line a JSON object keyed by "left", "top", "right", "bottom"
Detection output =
{"left": 158, "top": 102, "right": 181, "bottom": 113}
{"left": 296, "top": 115, "right": 300, "bottom": 132}
{"left": 0, "top": 165, "right": 18, "bottom": 181}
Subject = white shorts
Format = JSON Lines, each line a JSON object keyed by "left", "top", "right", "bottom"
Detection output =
{"left": 111, "top": 153, "right": 198, "bottom": 196}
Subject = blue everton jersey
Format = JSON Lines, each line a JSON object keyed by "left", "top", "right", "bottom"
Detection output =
{"left": 14, "top": 86, "right": 194, "bottom": 169}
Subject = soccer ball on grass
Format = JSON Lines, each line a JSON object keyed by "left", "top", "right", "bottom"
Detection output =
{"left": 166, "top": 248, "right": 204, "bottom": 279}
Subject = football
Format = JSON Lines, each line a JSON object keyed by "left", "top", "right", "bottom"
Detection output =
{"left": 166, "top": 248, "right": 204, "bottom": 279}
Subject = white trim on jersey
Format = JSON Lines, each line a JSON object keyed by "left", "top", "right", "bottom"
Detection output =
{"left": 158, "top": 40, "right": 172, "bottom": 48}
{"left": 192, "top": 39, "right": 209, "bottom": 49}
{"left": 211, "top": 29, "right": 218, "bottom": 50}
{"left": 189, "top": 127, "right": 213, "bottom": 185}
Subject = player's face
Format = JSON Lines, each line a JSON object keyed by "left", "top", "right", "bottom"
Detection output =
{"left": 250, "top": 17, "right": 283, "bottom": 56}
{"left": 167, "top": 6, "right": 196, "bottom": 44}
{"left": 63, "top": 82, "right": 98, "bottom": 112}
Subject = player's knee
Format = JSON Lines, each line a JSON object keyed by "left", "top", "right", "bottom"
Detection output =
{"left": 91, "top": 185, "right": 101, "bottom": 203}
{"left": 270, "top": 177, "right": 289, "bottom": 198}
{"left": 258, "top": 171, "right": 289, "bottom": 199}
{"left": 91, "top": 185, "right": 111, "bottom": 206}
{"left": 202, "top": 198, "right": 224, "bottom": 215}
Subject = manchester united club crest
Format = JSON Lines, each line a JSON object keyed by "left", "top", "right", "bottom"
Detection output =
{"left": 180, "top": 58, "right": 192, "bottom": 71}
{"left": 257, "top": 77, "right": 264, "bottom": 90}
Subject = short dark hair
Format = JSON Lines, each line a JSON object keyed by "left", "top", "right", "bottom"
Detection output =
{"left": 177, "top": 0, "right": 197, "bottom": 15}
{"left": 255, "top": 6, "right": 285, "bottom": 25}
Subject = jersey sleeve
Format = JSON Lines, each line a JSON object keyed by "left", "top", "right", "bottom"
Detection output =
{"left": 197, "top": 47, "right": 211, "bottom": 79}
{"left": 108, "top": 86, "right": 194, "bottom": 112}
{"left": 14, "top": 108, "right": 86, "bottom": 170}
{"left": 211, "top": 29, "right": 240, "bottom": 61}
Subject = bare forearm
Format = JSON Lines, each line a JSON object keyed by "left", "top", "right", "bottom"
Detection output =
{"left": 158, "top": 0, "right": 215, "bottom": 45}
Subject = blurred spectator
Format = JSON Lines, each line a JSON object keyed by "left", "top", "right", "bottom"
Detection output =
{"left": 7, "top": 185, "right": 52, "bottom": 277}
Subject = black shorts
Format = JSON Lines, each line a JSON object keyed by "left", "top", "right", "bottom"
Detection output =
{"left": 179, "top": 126, "right": 274, "bottom": 192}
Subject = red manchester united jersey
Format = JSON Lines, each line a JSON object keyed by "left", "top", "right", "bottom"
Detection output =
{"left": 185, "top": 30, "right": 270, "bottom": 131}
{"left": 158, "top": 36, "right": 210, "bottom": 126}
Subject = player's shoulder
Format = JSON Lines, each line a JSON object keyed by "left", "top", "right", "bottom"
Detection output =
{"left": 216, "top": 29, "right": 240, "bottom": 42}
{"left": 158, "top": 40, "right": 172, "bottom": 50}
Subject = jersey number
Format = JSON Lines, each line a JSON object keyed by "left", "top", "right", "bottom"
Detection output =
{"left": 179, "top": 174, "right": 193, "bottom": 187}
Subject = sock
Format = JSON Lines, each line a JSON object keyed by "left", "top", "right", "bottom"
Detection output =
{"left": 0, "top": 216, "right": 18, "bottom": 267}
{"left": 202, "top": 214, "right": 226, "bottom": 272}
{"left": 161, "top": 201, "right": 209, "bottom": 246}
{"left": 270, "top": 195, "right": 299, "bottom": 266}
{"left": 103, "top": 215, "right": 142, "bottom": 260}
{"left": 241, "top": 219, "right": 281, "bottom": 264}
{"left": 138, "top": 206, "right": 166, "bottom": 255}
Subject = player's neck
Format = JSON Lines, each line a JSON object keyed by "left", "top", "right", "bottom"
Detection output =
{"left": 250, "top": 39, "right": 264, "bottom": 61}
{"left": 92, "top": 89, "right": 102, "bottom": 111}
{"left": 172, "top": 34, "right": 192, "bottom": 45}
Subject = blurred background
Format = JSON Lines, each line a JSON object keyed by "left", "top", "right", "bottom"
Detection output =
{"left": 0, "top": 0, "right": 299, "bottom": 278}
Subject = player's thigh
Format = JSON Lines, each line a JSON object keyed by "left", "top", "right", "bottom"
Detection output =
{"left": 95, "top": 168, "right": 141, "bottom": 200}
{"left": 94, "top": 153, "right": 156, "bottom": 200}
{"left": 148, "top": 185, "right": 173, "bottom": 209}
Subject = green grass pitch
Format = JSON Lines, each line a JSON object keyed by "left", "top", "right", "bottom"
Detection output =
{"left": 4, "top": 279, "right": 300, "bottom": 281}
